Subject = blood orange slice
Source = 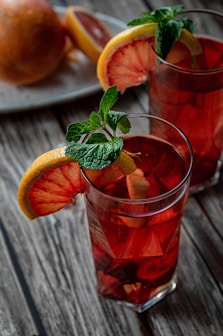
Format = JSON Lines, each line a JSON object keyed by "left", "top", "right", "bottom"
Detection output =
{"left": 18, "top": 147, "right": 136, "bottom": 220}
{"left": 97, "top": 23, "right": 203, "bottom": 91}
{"left": 65, "top": 6, "right": 112, "bottom": 64}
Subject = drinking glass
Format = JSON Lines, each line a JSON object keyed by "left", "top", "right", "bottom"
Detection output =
{"left": 148, "top": 9, "right": 223, "bottom": 193}
{"left": 82, "top": 114, "right": 193, "bottom": 312}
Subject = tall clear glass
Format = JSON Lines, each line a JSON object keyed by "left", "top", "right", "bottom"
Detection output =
{"left": 148, "top": 9, "right": 223, "bottom": 193}
{"left": 83, "top": 114, "right": 193, "bottom": 312}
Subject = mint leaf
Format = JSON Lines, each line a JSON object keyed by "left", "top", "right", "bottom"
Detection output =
{"left": 128, "top": 5, "right": 183, "bottom": 26}
{"left": 89, "top": 112, "right": 101, "bottom": 127}
{"left": 106, "top": 110, "right": 127, "bottom": 131}
{"left": 66, "top": 112, "right": 100, "bottom": 142}
{"left": 86, "top": 133, "right": 108, "bottom": 144}
{"left": 127, "top": 14, "right": 157, "bottom": 26}
{"left": 181, "top": 17, "right": 196, "bottom": 33}
{"left": 65, "top": 86, "right": 131, "bottom": 170}
{"left": 156, "top": 20, "right": 183, "bottom": 59}
{"left": 117, "top": 116, "right": 131, "bottom": 134}
{"left": 66, "top": 120, "right": 92, "bottom": 142}
{"left": 99, "top": 86, "right": 118, "bottom": 122}
{"left": 149, "top": 5, "right": 183, "bottom": 22}
{"left": 65, "top": 137, "right": 123, "bottom": 169}
{"left": 127, "top": 4, "right": 198, "bottom": 60}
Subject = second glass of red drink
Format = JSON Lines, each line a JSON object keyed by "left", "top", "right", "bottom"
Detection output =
{"left": 149, "top": 9, "right": 223, "bottom": 193}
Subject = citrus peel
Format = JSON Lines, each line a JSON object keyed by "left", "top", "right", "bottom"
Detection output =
{"left": 97, "top": 23, "right": 203, "bottom": 91}
{"left": 65, "top": 6, "right": 112, "bottom": 64}
{"left": 0, "top": 0, "right": 66, "bottom": 85}
{"left": 18, "top": 147, "right": 136, "bottom": 220}
{"left": 126, "top": 168, "right": 150, "bottom": 199}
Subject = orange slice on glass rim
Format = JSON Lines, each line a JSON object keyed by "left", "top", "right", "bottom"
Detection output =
{"left": 97, "top": 23, "right": 203, "bottom": 91}
{"left": 65, "top": 6, "right": 112, "bottom": 64}
{"left": 17, "top": 147, "right": 136, "bottom": 220}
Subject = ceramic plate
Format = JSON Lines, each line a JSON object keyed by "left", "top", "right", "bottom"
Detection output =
{"left": 0, "top": 6, "right": 126, "bottom": 114}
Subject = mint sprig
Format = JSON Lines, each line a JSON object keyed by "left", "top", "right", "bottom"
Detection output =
{"left": 65, "top": 86, "right": 131, "bottom": 169}
{"left": 128, "top": 4, "right": 196, "bottom": 60}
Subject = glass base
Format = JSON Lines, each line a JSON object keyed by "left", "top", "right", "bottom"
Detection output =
{"left": 190, "top": 160, "right": 222, "bottom": 195}
{"left": 114, "top": 273, "right": 177, "bottom": 313}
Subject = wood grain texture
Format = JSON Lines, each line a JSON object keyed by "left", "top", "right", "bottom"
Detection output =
{"left": 147, "top": 0, "right": 223, "bottom": 11}
{"left": 145, "top": 197, "right": 223, "bottom": 335}
{"left": 0, "top": 0, "right": 223, "bottom": 335}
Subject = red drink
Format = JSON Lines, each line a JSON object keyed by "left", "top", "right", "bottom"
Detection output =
{"left": 84, "top": 124, "right": 192, "bottom": 312}
{"left": 149, "top": 35, "right": 223, "bottom": 191}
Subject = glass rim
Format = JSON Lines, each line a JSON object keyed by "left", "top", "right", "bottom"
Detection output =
{"left": 81, "top": 114, "right": 194, "bottom": 204}
{"left": 181, "top": 8, "right": 223, "bottom": 18}
{"left": 181, "top": 8, "right": 223, "bottom": 17}
{"left": 155, "top": 8, "right": 223, "bottom": 73}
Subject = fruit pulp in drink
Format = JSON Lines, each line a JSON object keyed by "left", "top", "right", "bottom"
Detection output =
{"left": 149, "top": 36, "right": 223, "bottom": 187}
{"left": 86, "top": 135, "right": 188, "bottom": 305}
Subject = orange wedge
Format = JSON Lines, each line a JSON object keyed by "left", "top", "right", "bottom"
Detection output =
{"left": 126, "top": 168, "right": 150, "bottom": 199}
{"left": 65, "top": 6, "right": 112, "bottom": 64}
{"left": 18, "top": 147, "right": 136, "bottom": 220}
{"left": 97, "top": 23, "right": 203, "bottom": 91}
{"left": 84, "top": 150, "right": 137, "bottom": 188}
{"left": 121, "top": 168, "right": 150, "bottom": 228}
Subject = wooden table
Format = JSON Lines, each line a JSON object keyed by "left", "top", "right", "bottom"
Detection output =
{"left": 0, "top": 0, "right": 222, "bottom": 335}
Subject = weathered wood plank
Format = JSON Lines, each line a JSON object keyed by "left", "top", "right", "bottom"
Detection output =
{"left": 0, "top": 1, "right": 222, "bottom": 336}
{"left": 63, "top": 0, "right": 147, "bottom": 22}
{"left": 143, "top": 198, "right": 223, "bottom": 336}
{"left": 184, "top": 194, "right": 223, "bottom": 289}
{"left": 0, "top": 219, "right": 37, "bottom": 336}
{"left": 0, "top": 98, "right": 150, "bottom": 335}
{"left": 0, "top": 0, "right": 151, "bottom": 333}
{"left": 148, "top": 0, "right": 223, "bottom": 11}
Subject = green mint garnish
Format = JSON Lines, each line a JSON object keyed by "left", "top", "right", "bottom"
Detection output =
{"left": 65, "top": 86, "right": 131, "bottom": 170}
{"left": 127, "top": 5, "right": 184, "bottom": 25}
{"left": 128, "top": 4, "right": 196, "bottom": 60}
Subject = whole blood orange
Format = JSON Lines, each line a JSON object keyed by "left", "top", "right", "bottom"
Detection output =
{"left": 0, "top": 0, "right": 66, "bottom": 85}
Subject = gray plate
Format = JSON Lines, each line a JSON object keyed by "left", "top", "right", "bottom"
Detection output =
{"left": 0, "top": 6, "right": 126, "bottom": 114}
